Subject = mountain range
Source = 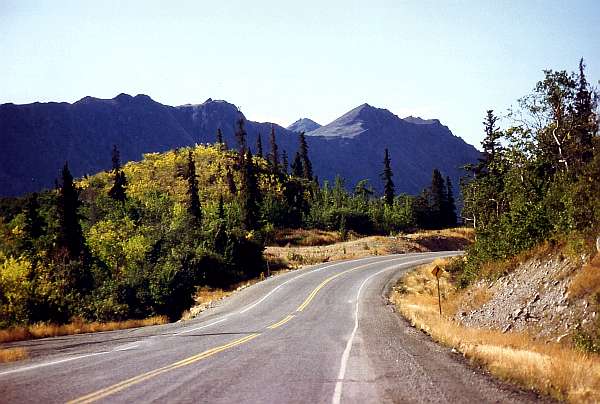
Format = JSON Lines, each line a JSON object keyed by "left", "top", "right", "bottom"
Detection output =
{"left": 0, "top": 94, "right": 480, "bottom": 197}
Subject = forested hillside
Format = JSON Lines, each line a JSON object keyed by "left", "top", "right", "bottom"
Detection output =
{"left": 0, "top": 125, "right": 459, "bottom": 328}
{"left": 456, "top": 59, "right": 599, "bottom": 289}
{"left": 0, "top": 95, "right": 479, "bottom": 197}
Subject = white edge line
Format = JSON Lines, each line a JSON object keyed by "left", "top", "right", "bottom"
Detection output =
{"left": 0, "top": 351, "right": 110, "bottom": 377}
{"left": 175, "top": 318, "right": 228, "bottom": 335}
{"left": 331, "top": 255, "right": 456, "bottom": 404}
{"left": 236, "top": 255, "right": 394, "bottom": 315}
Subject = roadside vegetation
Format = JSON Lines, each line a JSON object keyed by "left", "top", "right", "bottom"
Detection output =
{"left": 455, "top": 59, "right": 600, "bottom": 349}
{"left": 392, "top": 259, "right": 600, "bottom": 403}
{"left": 391, "top": 60, "right": 600, "bottom": 402}
{"left": 0, "top": 116, "right": 461, "bottom": 337}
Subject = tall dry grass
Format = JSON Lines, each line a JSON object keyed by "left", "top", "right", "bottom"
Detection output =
{"left": 569, "top": 254, "right": 600, "bottom": 299}
{"left": 0, "top": 316, "right": 167, "bottom": 344}
{"left": 392, "top": 261, "right": 600, "bottom": 403}
{"left": 0, "top": 347, "right": 28, "bottom": 363}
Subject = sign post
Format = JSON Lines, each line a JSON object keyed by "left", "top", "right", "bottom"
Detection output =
{"left": 431, "top": 266, "right": 442, "bottom": 316}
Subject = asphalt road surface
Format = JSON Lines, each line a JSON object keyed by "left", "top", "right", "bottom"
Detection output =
{"left": 0, "top": 252, "right": 545, "bottom": 403}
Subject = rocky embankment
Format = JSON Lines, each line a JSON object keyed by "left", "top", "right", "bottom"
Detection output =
{"left": 456, "top": 252, "right": 597, "bottom": 344}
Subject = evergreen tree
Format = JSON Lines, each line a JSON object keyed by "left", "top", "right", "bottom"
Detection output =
{"left": 269, "top": 125, "right": 280, "bottom": 171}
{"left": 281, "top": 150, "right": 289, "bottom": 175}
{"left": 240, "top": 150, "right": 260, "bottom": 230}
{"left": 429, "top": 169, "right": 446, "bottom": 227}
{"left": 214, "top": 195, "right": 227, "bottom": 255}
{"left": 186, "top": 150, "right": 202, "bottom": 223}
{"left": 479, "top": 110, "right": 502, "bottom": 177}
{"left": 235, "top": 117, "right": 247, "bottom": 154}
{"left": 216, "top": 128, "right": 224, "bottom": 144}
{"left": 291, "top": 151, "right": 304, "bottom": 177}
{"left": 57, "top": 162, "right": 85, "bottom": 259}
{"left": 108, "top": 171, "right": 127, "bottom": 202}
{"left": 298, "top": 132, "right": 313, "bottom": 180}
{"left": 111, "top": 144, "right": 121, "bottom": 172}
{"left": 22, "top": 192, "right": 44, "bottom": 252}
{"left": 256, "top": 133, "right": 263, "bottom": 158}
{"left": 574, "top": 58, "right": 597, "bottom": 165}
{"left": 381, "top": 148, "right": 395, "bottom": 206}
{"left": 444, "top": 176, "right": 457, "bottom": 227}
{"left": 109, "top": 145, "right": 127, "bottom": 202}
{"left": 226, "top": 166, "right": 237, "bottom": 195}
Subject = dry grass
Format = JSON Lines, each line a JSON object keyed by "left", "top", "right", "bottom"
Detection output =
{"left": 0, "top": 316, "right": 167, "bottom": 344}
{"left": 0, "top": 347, "right": 28, "bottom": 363}
{"left": 181, "top": 286, "right": 233, "bottom": 320}
{"left": 392, "top": 261, "right": 600, "bottom": 403}
{"left": 266, "top": 228, "right": 474, "bottom": 269}
{"left": 271, "top": 228, "right": 342, "bottom": 247}
{"left": 569, "top": 254, "right": 600, "bottom": 300}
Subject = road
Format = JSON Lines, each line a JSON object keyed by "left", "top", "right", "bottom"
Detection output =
{"left": 0, "top": 252, "right": 543, "bottom": 403}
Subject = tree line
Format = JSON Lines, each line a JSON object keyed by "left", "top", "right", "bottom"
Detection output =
{"left": 0, "top": 110, "right": 458, "bottom": 327}
{"left": 456, "top": 59, "right": 599, "bottom": 286}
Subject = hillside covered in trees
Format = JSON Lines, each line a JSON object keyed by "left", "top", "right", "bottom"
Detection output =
{"left": 456, "top": 60, "right": 599, "bottom": 290}
{"left": 0, "top": 123, "right": 458, "bottom": 328}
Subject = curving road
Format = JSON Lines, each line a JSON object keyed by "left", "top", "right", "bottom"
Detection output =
{"left": 0, "top": 252, "right": 544, "bottom": 403}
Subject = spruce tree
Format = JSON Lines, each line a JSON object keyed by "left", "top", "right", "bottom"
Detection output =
{"left": 478, "top": 110, "right": 502, "bottom": 177}
{"left": 109, "top": 171, "right": 127, "bottom": 202}
{"left": 111, "top": 144, "right": 120, "bottom": 172}
{"left": 214, "top": 194, "right": 227, "bottom": 255}
{"left": 240, "top": 150, "right": 260, "bottom": 230}
{"left": 22, "top": 192, "right": 44, "bottom": 252}
{"left": 282, "top": 150, "right": 289, "bottom": 175}
{"left": 381, "top": 148, "right": 395, "bottom": 206}
{"left": 291, "top": 151, "right": 304, "bottom": 177}
{"left": 109, "top": 145, "right": 127, "bottom": 202}
{"left": 444, "top": 176, "right": 457, "bottom": 227}
{"left": 429, "top": 169, "right": 446, "bottom": 227}
{"left": 226, "top": 166, "right": 237, "bottom": 195}
{"left": 186, "top": 150, "right": 202, "bottom": 223}
{"left": 256, "top": 133, "right": 263, "bottom": 158}
{"left": 235, "top": 117, "right": 247, "bottom": 154}
{"left": 269, "top": 125, "right": 280, "bottom": 170}
{"left": 216, "top": 128, "right": 224, "bottom": 144}
{"left": 574, "top": 58, "right": 597, "bottom": 165}
{"left": 298, "top": 132, "right": 313, "bottom": 180}
{"left": 57, "top": 162, "right": 85, "bottom": 259}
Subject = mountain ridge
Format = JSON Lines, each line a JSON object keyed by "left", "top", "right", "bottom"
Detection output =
{"left": 0, "top": 94, "right": 480, "bottom": 197}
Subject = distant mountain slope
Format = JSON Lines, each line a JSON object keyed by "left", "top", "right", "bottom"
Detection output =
{"left": 0, "top": 95, "right": 479, "bottom": 197}
{"left": 305, "top": 104, "right": 480, "bottom": 194}
{"left": 0, "top": 95, "right": 297, "bottom": 196}
{"left": 287, "top": 118, "right": 321, "bottom": 133}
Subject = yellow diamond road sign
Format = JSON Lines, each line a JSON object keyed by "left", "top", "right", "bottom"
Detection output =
{"left": 431, "top": 266, "right": 442, "bottom": 277}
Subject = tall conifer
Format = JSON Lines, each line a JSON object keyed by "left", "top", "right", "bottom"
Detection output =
{"left": 269, "top": 125, "right": 280, "bottom": 170}
{"left": 57, "top": 162, "right": 85, "bottom": 259}
{"left": 186, "top": 150, "right": 202, "bottom": 223}
{"left": 298, "top": 132, "right": 312, "bottom": 180}
{"left": 240, "top": 150, "right": 260, "bottom": 230}
{"left": 381, "top": 148, "right": 395, "bottom": 206}
{"left": 256, "top": 133, "right": 263, "bottom": 158}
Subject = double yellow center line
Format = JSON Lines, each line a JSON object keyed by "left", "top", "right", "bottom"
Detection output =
{"left": 68, "top": 257, "right": 399, "bottom": 403}
{"left": 67, "top": 333, "right": 260, "bottom": 404}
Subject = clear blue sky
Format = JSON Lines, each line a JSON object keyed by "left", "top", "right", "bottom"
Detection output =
{"left": 1, "top": 0, "right": 599, "bottom": 148}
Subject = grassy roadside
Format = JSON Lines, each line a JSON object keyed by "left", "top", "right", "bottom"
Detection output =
{"left": 266, "top": 227, "right": 474, "bottom": 269}
{"left": 0, "top": 228, "right": 473, "bottom": 363}
{"left": 0, "top": 316, "right": 167, "bottom": 345}
{"left": 391, "top": 259, "right": 600, "bottom": 403}
{"left": 0, "top": 347, "right": 28, "bottom": 363}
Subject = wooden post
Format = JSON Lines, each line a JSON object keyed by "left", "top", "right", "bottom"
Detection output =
{"left": 432, "top": 265, "right": 442, "bottom": 316}
{"left": 437, "top": 276, "right": 442, "bottom": 316}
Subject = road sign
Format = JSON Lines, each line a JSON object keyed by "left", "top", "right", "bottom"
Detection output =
{"left": 431, "top": 266, "right": 442, "bottom": 277}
